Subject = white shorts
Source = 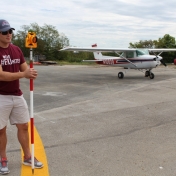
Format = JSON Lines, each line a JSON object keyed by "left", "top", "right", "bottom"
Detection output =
{"left": 0, "top": 94, "right": 30, "bottom": 130}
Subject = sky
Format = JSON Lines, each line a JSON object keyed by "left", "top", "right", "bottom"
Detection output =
{"left": 1, "top": 0, "right": 176, "bottom": 48}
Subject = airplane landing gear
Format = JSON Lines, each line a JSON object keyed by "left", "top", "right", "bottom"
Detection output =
{"left": 118, "top": 72, "right": 124, "bottom": 79}
{"left": 145, "top": 71, "right": 150, "bottom": 77}
{"left": 149, "top": 73, "right": 154, "bottom": 79}
{"left": 145, "top": 70, "right": 154, "bottom": 79}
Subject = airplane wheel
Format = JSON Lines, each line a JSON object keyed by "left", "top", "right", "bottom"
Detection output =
{"left": 145, "top": 71, "right": 150, "bottom": 77}
{"left": 149, "top": 73, "right": 154, "bottom": 79}
{"left": 118, "top": 72, "right": 124, "bottom": 79}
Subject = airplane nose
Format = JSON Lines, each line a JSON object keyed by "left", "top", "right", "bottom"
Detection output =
{"left": 158, "top": 56, "right": 163, "bottom": 61}
{"left": 153, "top": 56, "right": 162, "bottom": 61}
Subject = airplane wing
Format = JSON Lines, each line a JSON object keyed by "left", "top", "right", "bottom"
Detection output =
{"left": 60, "top": 47, "right": 176, "bottom": 53}
{"left": 148, "top": 49, "right": 176, "bottom": 52}
{"left": 60, "top": 47, "right": 137, "bottom": 52}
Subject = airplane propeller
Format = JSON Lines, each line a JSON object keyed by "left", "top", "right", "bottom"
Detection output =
{"left": 160, "top": 59, "right": 167, "bottom": 67}
{"left": 153, "top": 54, "right": 167, "bottom": 67}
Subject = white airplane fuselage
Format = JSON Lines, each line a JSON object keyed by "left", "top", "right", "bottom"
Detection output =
{"left": 94, "top": 54, "right": 161, "bottom": 69}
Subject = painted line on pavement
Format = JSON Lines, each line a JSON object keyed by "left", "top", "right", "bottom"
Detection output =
{"left": 20, "top": 123, "right": 49, "bottom": 176}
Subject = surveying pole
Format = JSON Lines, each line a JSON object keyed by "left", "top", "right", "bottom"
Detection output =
{"left": 25, "top": 31, "right": 37, "bottom": 174}
{"left": 30, "top": 48, "right": 35, "bottom": 174}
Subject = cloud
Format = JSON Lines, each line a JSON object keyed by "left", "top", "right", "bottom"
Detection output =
{"left": 1, "top": 0, "right": 176, "bottom": 47}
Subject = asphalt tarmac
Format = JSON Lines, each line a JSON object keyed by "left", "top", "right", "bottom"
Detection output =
{"left": 6, "top": 64, "right": 176, "bottom": 176}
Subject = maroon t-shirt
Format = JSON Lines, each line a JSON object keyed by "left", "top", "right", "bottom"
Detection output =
{"left": 0, "top": 44, "right": 25, "bottom": 96}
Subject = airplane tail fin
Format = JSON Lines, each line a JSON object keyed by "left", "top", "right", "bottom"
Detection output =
{"left": 92, "top": 44, "right": 103, "bottom": 60}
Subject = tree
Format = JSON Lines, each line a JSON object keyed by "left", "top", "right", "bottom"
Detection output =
{"left": 12, "top": 23, "right": 69, "bottom": 60}
{"left": 153, "top": 34, "right": 176, "bottom": 48}
{"left": 129, "top": 40, "right": 155, "bottom": 48}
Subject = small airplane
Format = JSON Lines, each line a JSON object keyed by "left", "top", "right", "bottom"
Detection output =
{"left": 60, "top": 44, "right": 176, "bottom": 79}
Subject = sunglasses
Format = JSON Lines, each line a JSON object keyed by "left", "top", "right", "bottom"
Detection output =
{"left": 0, "top": 29, "right": 13, "bottom": 35}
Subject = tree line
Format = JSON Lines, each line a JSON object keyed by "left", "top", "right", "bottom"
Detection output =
{"left": 12, "top": 23, "right": 69, "bottom": 61}
{"left": 12, "top": 23, "right": 176, "bottom": 63}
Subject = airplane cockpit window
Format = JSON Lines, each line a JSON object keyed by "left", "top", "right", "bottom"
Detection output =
{"left": 136, "top": 50, "right": 145, "bottom": 56}
{"left": 136, "top": 49, "right": 149, "bottom": 55}
{"left": 126, "top": 51, "right": 134, "bottom": 58}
